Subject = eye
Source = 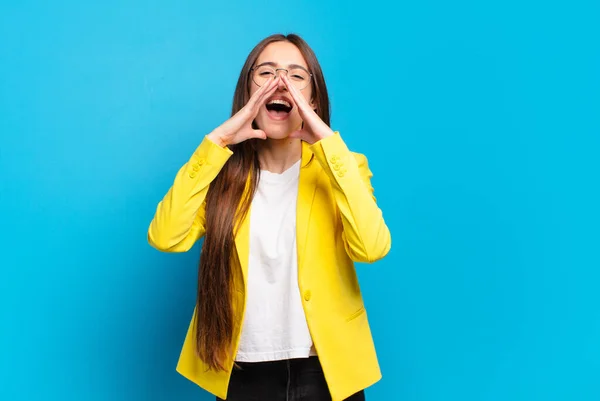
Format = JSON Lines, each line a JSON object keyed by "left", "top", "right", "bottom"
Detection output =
{"left": 289, "top": 69, "right": 309, "bottom": 81}
{"left": 259, "top": 71, "right": 275, "bottom": 77}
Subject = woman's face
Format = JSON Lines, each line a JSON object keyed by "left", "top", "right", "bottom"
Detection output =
{"left": 250, "top": 41, "right": 315, "bottom": 140}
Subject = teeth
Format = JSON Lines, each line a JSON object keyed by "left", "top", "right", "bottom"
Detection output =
{"left": 268, "top": 99, "right": 291, "bottom": 108}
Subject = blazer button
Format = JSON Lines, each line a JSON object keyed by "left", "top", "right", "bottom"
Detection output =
{"left": 198, "top": 158, "right": 206, "bottom": 166}
{"left": 189, "top": 172, "right": 197, "bottom": 178}
{"left": 304, "top": 290, "right": 312, "bottom": 301}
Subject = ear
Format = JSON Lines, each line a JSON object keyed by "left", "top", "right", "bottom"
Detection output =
{"left": 309, "top": 96, "right": 316, "bottom": 110}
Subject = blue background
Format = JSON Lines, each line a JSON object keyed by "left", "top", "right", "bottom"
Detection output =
{"left": 1, "top": 0, "right": 599, "bottom": 400}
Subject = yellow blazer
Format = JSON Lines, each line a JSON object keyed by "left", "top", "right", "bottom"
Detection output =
{"left": 148, "top": 132, "right": 391, "bottom": 401}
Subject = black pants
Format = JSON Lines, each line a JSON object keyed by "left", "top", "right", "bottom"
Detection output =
{"left": 218, "top": 356, "right": 366, "bottom": 401}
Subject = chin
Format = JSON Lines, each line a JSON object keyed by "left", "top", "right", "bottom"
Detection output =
{"left": 264, "top": 127, "right": 292, "bottom": 139}
{"left": 256, "top": 114, "right": 301, "bottom": 140}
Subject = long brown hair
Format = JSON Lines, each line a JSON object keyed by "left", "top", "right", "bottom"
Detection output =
{"left": 195, "top": 33, "right": 331, "bottom": 371}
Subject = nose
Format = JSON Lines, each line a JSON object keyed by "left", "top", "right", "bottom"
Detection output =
{"left": 276, "top": 74, "right": 287, "bottom": 91}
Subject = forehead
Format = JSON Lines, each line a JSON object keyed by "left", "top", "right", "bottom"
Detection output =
{"left": 256, "top": 41, "right": 308, "bottom": 69}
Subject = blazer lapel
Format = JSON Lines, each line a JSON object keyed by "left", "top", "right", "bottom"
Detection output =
{"left": 296, "top": 141, "right": 318, "bottom": 275}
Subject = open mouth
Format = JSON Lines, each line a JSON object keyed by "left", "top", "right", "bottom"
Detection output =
{"left": 265, "top": 97, "right": 293, "bottom": 120}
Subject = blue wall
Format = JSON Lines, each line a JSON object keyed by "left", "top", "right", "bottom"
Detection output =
{"left": 1, "top": 1, "right": 599, "bottom": 400}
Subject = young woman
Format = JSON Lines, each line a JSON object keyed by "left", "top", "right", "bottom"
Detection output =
{"left": 148, "top": 33, "right": 391, "bottom": 401}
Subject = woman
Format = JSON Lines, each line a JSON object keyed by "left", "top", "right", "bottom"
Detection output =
{"left": 148, "top": 33, "right": 391, "bottom": 401}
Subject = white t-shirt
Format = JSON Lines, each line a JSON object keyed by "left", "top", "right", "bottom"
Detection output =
{"left": 235, "top": 159, "right": 316, "bottom": 362}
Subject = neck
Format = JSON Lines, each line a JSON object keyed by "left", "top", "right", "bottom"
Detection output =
{"left": 257, "top": 137, "right": 302, "bottom": 174}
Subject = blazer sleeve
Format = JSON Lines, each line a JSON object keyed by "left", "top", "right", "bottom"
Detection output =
{"left": 309, "top": 132, "right": 392, "bottom": 263}
{"left": 147, "top": 136, "right": 233, "bottom": 252}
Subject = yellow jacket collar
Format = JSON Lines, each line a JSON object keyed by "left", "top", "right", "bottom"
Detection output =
{"left": 301, "top": 140, "right": 315, "bottom": 168}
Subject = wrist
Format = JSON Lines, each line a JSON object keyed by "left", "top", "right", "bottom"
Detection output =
{"left": 315, "top": 129, "right": 334, "bottom": 142}
{"left": 207, "top": 130, "right": 228, "bottom": 147}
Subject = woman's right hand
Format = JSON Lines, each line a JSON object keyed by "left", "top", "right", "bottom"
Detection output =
{"left": 207, "top": 76, "right": 280, "bottom": 147}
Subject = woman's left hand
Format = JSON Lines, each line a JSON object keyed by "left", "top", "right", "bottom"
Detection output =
{"left": 281, "top": 73, "right": 335, "bottom": 144}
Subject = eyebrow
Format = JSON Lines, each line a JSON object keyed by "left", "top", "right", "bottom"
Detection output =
{"left": 255, "top": 61, "right": 310, "bottom": 73}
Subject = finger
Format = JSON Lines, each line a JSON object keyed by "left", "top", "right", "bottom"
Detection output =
{"left": 250, "top": 80, "right": 279, "bottom": 118}
{"left": 257, "top": 76, "right": 280, "bottom": 104}
{"left": 247, "top": 79, "right": 270, "bottom": 106}
{"left": 244, "top": 84, "right": 278, "bottom": 122}
{"left": 250, "top": 129, "right": 267, "bottom": 140}
{"left": 247, "top": 76, "right": 278, "bottom": 109}
{"left": 288, "top": 128, "right": 308, "bottom": 140}
{"left": 281, "top": 74, "right": 308, "bottom": 110}
{"left": 280, "top": 74, "right": 297, "bottom": 102}
{"left": 250, "top": 77, "right": 279, "bottom": 112}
